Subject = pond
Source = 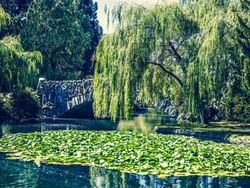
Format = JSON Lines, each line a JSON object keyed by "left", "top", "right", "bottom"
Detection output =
{"left": 1, "top": 152, "right": 250, "bottom": 188}
{"left": 0, "top": 111, "right": 250, "bottom": 188}
{"left": 0, "top": 109, "right": 173, "bottom": 136}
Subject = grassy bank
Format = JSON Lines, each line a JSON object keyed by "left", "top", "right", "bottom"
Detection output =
{"left": 0, "top": 131, "right": 249, "bottom": 177}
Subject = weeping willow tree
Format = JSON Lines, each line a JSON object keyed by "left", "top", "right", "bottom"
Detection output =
{"left": 94, "top": 0, "right": 250, "bottom": 122}
{"left": 0, "top": 5, "right": 10, "bottom": 29}
{"left": 0, "top": 6, "right": 42, "bottom": 92}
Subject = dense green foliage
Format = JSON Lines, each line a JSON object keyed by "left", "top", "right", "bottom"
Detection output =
{"left": 0, "top": 0, "right": 102, "bottom": 82}
{"left": 0, "top": 1, "right": 102, "bottom": 120}
{"left": 0, "top": 131, "right": 249, "bottom": 176}
{"left": 19, "top": 0, "right": 102, "bottom": 79}
{"left": 229, "top": 135, "right": 250, "bottom": 145}
{"left": 0, "top": 6, "right": 42, "bottom": 119}
{"left": 0, "top": 36, "right": 42, "bottom": 91}
{"left": 94, "top": 0, "right": 250, "bottom": 122}
{"left": 0, "top": 6, "right": 42, "bottom": 92}
{"left": 0, "top": 5, "right": 10, "bottom": 29}
{"left": 3, "top": 89, "right": 40, "bottom": 120}
{"left": 223, "top": 0, "right": 250, "bottom": 122}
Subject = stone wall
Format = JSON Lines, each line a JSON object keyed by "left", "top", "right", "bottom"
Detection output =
{"left": 37, "top": 79, "right": 93, "bottom": 117}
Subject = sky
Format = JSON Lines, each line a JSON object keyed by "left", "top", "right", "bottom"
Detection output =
{"left": 96, "top": 0, "right": 179, "bottom": 33}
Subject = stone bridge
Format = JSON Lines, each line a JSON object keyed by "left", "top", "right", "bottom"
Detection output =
{"left": 36, "top": 79, "right": 93, "bottom": 117}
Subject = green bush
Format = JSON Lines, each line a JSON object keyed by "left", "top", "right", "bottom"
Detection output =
{"left": 231, "top": 95, "right": 250, "bottom": 122}
{"left": 223, "top": 94, "right": 250, "bottom": 123}
{"left": 4, "top": 89, "right": 40, "bottom": 120}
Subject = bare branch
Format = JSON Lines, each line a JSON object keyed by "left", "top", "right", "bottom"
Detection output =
{"left": 168, "top": 41, "right": 182, "bottom": 62}
{"left": 148, "top": 62, "right": 183, "bottom": 87}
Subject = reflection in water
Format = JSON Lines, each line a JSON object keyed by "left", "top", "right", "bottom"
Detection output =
{"left": 0, "top": 119, "right": 117, "bottom": 137}
{"left": 0, "top": 115, "right": 249, "bottom": 188}
{"left": 0, "top": 109, "right": 173, "bottom": 137}
{"left": 90, "top": 167, "right": 250, "bottom": 188}
{"left": 0, "top": 154, "right": 249, "bottom": 188}
{"left": 118, "top": 110, "right": 175, "bottom": 133}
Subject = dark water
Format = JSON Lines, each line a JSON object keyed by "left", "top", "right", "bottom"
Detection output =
{"left": 0, "top": 114, "right": 250, "bottom": 188}
{"left": 0, "top": 109, "right": 172, "bottom": 136}
{"left": 1, "top": 153, "right": 249, "bottom": 188}
{"left": 0, "top": 119, "right": 117, "bottom": 137}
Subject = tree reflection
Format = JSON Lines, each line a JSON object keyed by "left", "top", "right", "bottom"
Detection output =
{"left": 118, "top": 110, "right": 172, "bottom": 133}
{"left": 0, "top": 156, "right": 249, "bottom": 188}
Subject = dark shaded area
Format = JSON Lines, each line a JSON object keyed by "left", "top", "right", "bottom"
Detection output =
{"left": 80, "top": 0, "right": 103, "bottom": 77}
{"left": 0, "top": 120, "right": 117, "bottom": 137}
{"left": 37, "top": 79, "right": 93, "bottom": 118}
{"left": 0, "top": 0, "right": 32, "bottom": 38}
{"left": 60, "top": 101, "right": 94, "bottom": 119}
{"left": 0, "top": 0, "right": 31, "bottom": 16}
{"left": 155, "top": 125, "right": 250, "bottom": 142}
{"left": 0, "top": 90, "right": 40, "bottom": 123}
{"left": 0, "top": 101, "right": 9, "bottom": 120}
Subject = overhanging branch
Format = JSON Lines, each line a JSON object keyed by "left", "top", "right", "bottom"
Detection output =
{"left": 149, "top": 62, "right": 183, "bottom": 87}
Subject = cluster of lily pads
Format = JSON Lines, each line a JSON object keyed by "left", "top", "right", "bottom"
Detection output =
{"left": 229, "top": 135, "right": 250, "bottom": 145}
{"left": 0, "top": 131, "right": 249, "bottom": 177}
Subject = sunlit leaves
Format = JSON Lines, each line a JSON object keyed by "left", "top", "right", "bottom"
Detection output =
{"left": 0, "top": 7, "right": 42, "bottom": 92}
{"left": 94, "top": 0, "right": 250, "bottom": 123}
{"left": 94, "top": 4, "right": 197, "bottom": 121}
{"left": 0, "top": 6, "right": 10, "bottom": 29}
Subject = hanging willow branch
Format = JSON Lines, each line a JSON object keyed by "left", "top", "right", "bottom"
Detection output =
{"left": 94, "top": 1, "right": 249, "bottom": 122}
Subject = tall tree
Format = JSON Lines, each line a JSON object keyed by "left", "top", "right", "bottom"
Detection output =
{"left": 80, "top": 0, "right": 103, "bottom": 76}
{"left": 20, "top": 0, "right": 102, "bottom": 80}
{"left": 94, "top": 4, "right": 199, "bottom": 121}
{"left": 93, "top": 0, "right": 250, "bottom": 122}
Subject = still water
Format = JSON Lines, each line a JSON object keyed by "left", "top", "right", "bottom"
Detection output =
{"left": 0, "top": 113, "right": 249, "bottom": 188}
{"left": 1, "top": 152, "right": 249, "bottom": 188}
{"left": 0, "top": 109, "right": 173, "bottom": 136}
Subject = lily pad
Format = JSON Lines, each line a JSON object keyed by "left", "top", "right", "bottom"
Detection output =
{"left": 0, "top": 131, "right": 249, "bottom": 177}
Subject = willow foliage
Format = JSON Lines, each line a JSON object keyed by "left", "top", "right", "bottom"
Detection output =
{"left": 0, "top": 7, "right": 42, "bottom": 92}
{"left": 94, "top": 0, "right": 250, "bottom": 122}
{"left": 0, "top": 6, "right": 10, "bottom": 29}
{"left": 0, "top": 36, "right": 42, "bottom": 91}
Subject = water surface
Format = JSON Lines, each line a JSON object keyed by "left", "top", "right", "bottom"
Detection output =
{"left": 0, "top": 113, "right": 249, "bottom": 188}
{"left": 1, "top": 153, "right": 249, "bottom": 188}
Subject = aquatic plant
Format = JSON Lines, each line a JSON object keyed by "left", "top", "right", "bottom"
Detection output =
{"left": 0, "top": 131, "right": 249, "bottom": 177}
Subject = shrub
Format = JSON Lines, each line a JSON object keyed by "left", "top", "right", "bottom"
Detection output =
{"left": 231, "top": 95, "right": 250, "bottom": 122}
{"left": 222, "top": 94, "right": 250, "bottom": 123}
{"left": 4, "top": 89, "right": 40, "bottom": 120}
